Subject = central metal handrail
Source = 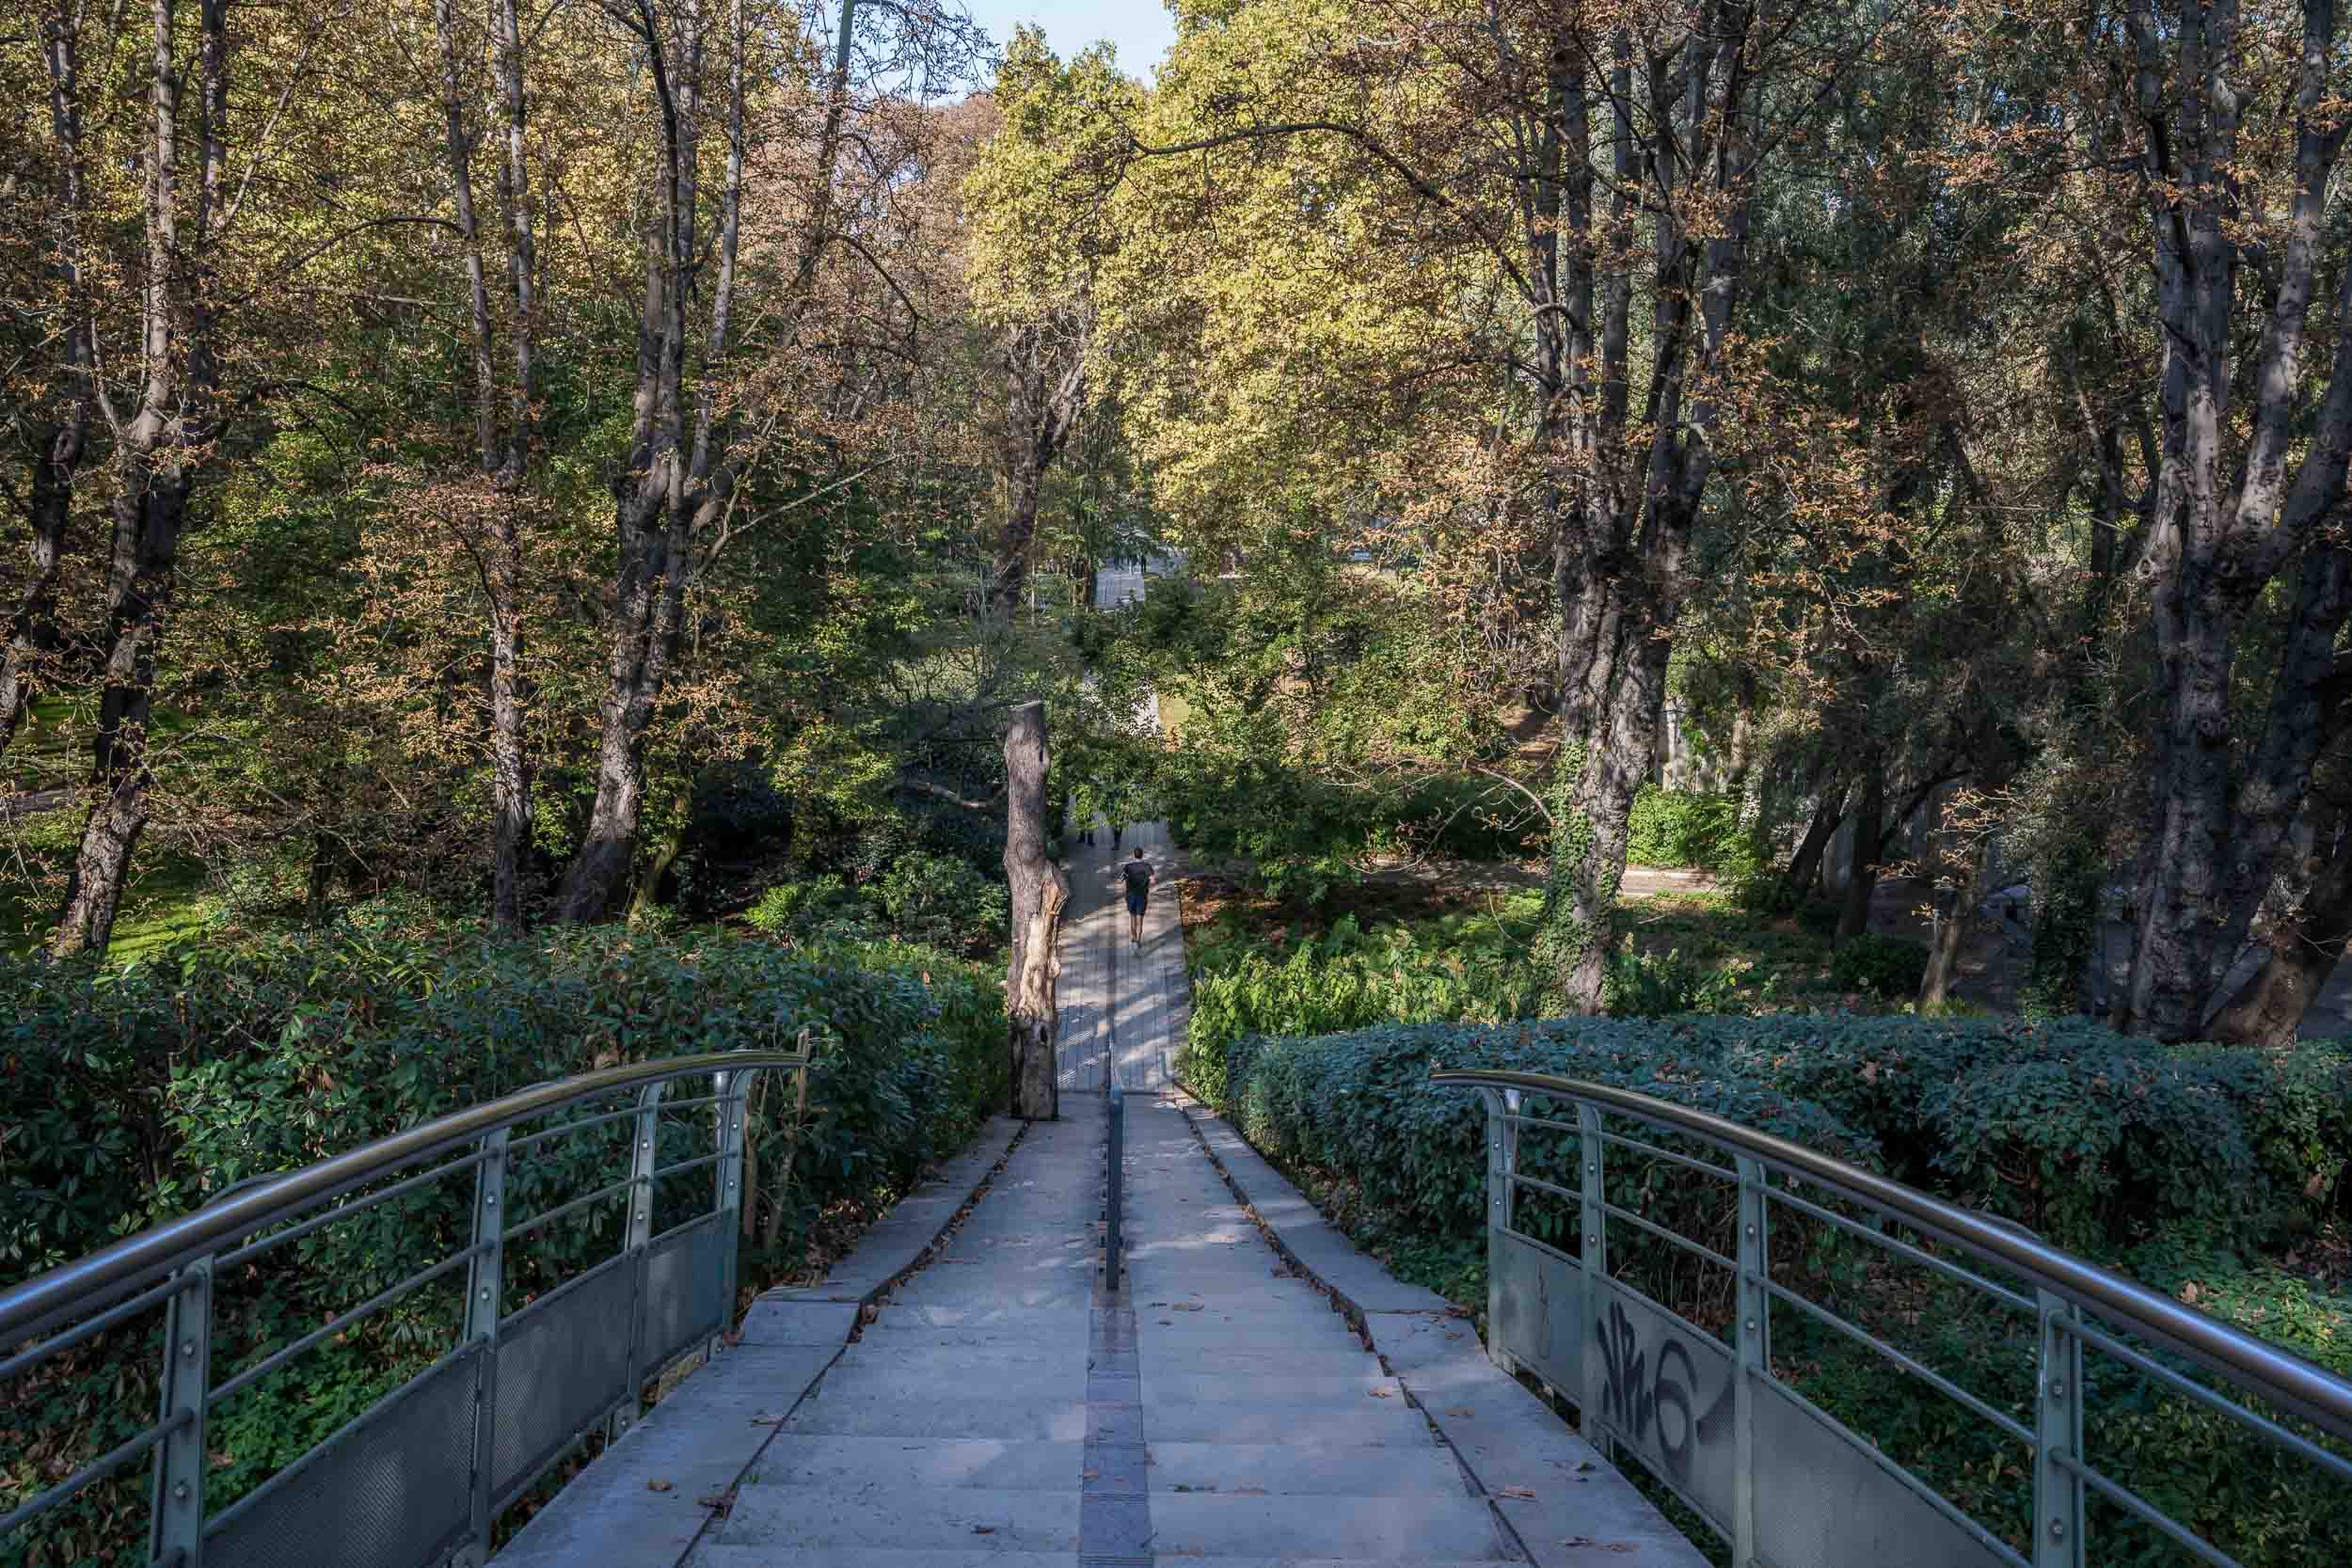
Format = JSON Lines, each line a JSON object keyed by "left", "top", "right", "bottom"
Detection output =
{"left": 1432, "top": 1067, "right": 2352, "bottom": 1568}
{"left": 1, "top": 1044, "right": 812, "bottom": 1568}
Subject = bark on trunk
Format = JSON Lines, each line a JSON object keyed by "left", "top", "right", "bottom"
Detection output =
{"left": 1836, "top": 758, "right": 1885, "bottom": 945}
{"left": 52, "top": 0, "right": 223, "bottom": 958}
{"left": 435, "top": 0, "right": 536, "bottom": 930}
{"left": 2114, "top": 0, "right": 2352, "bottom": 1038}
{"left": 1918, "top": 813, "right": 1985, "bottom": 1007}
{"left": 1003, "top": 700, "right": 1066, "bottom": 1120}
{"left": 555, "top": 0, "right": 766, "bottom": 919}
{"left": 989, "top": 316, "right": 1089, "bottom": 612}
{"left": 2208, "top": 795, "right": 2352, "bottom": 1046}
{"left": 6, "top": 11, "right": 92, "bottom": 754}
{"left": 1782, "top": 779, "right": 1850, "bottom": 902}
{"left": 1560, "top": 608, "right": 1675, "bottom": 1010}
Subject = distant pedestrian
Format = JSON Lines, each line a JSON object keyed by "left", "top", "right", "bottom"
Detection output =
{"left": 1120, "top": 847, "right": 1153, "bottom": 948}
{"left": 1110, "top": 819, "right": 1125, "bottom": 850}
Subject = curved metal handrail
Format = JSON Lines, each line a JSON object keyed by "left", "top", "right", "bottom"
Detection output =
{"left": 1429, "top": 1067, "right": 2352, "bottom": 1445}
{"left": 0, "top": 1048, "right": 812, "bottom": 1349}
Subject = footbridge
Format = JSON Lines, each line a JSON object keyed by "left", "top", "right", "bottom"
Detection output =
{"left": 7, "top": 852, "right": 2352, "bottom": 1568}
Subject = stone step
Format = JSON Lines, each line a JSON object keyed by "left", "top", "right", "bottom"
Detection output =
{"left": 864, "top": 1306, "right": 1093, "bottom": 1334}
{"left": 716, "top": 1483, "right": 1079, "bottom": 1553}
{"left": 692, "top": 1553, "right": 1075, "bottom": 1568}
{"left": 747, "top": 1436, "right": 1080, "bottom": 1492}
{"left": 891, "top": 1279, "right": 1095, "bottom": 1309}
{"left": 1147, "top": 1440, "right": 1470, "bottom": 1497}
{"left": 1133, "top": 1347, "right": 1381, "bottom": 1377}
{"left": 1147, "top": 1491, "right": 1516, "bottom": 1561}
{"left": 1139, "top": 1370, "right": 1396, "bottom": 1404}
{"left": 826, "top": 1342, "right": 1081, "bottom": 1376}
{"left": 811, "top": 1362, "right": 1086, "bottom": 1402}
{"left": 780, "top": 1394, "right": 1091, "bottom": 1442}
{"left": 1143, "top": 1401, "right": 1434, "bottom": 1447}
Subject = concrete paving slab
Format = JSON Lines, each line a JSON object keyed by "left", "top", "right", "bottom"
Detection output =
{"left": 1144, "top": 1441, "right": 1472, "bottom": 1497}
{"left": 693, "top": 1554, "right": 1076, "bottom": 1568}
{"left": 717, "top": 1483, "right": 1081, "bottom": 1552}
{"left": 747, "top": 1436, "right": 1082, "bottom": 1491}
{"left": 1147, "top": 1490, "right": 1517, "bottom": 1560}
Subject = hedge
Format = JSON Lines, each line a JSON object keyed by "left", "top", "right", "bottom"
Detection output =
{"left": 1178, "top": 1013, "right": 2352, "bottom": 1566}
{"left": 1, "top": 920, "right": 1005, "bottom": 1567}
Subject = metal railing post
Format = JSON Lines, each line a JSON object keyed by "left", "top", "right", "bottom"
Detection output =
{"left": 1734, "top": 1153, "right": 1769, "bottom": 1568}
{"left": 150, "top": 1258, "right": 212, "bottom": 1568}
{"left": 2035, "top": 1288, "right": 2085, "bottom": 1568}
{"left": 712, "top": 1065, "right": 752, "bottom": 1351}
{"left": 615, "top": 1080, "right": 667, "bottom": 1438}
{"left": 460, "top": 1128, "right": 510, "bottom": 1567}
{"left": 1577, "top": 1100, "right": 1610, "bottom": 1454}
{"left": 1485, "top": 1088, "right": 1516, "bottom": 1376}
{"left": 1104, "top": 1080, "right": 1124, "bottom": 1284}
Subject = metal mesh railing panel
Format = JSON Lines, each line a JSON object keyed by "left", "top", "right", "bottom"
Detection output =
{"left": 490, "top": 1259, "right": 635, "bottom": 1499}
{"left": 203, "top": 1344, "right": 480, "bottom": 1568}
{"left": 1749, "top": 1362, "right": 2020, "bottom": 1568}
{"left": 641, "top": 1214, "right": 725, "bottom": 1372}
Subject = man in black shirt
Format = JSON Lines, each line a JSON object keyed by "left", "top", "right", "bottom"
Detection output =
{"left": 1120, "top": 847, "right": 1153, "bottom": 948}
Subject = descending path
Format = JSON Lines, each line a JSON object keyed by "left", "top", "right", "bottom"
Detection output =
{"left": 501, "top": 546, "right": 1703, "bottom": 1568}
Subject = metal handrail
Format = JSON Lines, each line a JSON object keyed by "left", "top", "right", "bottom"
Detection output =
{"left": 2, "top": 1045, "right": 811, "bottom": 1568}
{"left": 1428, "top": 1067, "right": 2352, "bottom": 1445}
{"left": 0, "top": 1048, "right": 809, "bottom": 1349}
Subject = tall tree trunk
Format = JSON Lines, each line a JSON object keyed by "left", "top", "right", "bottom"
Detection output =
{"left": 555, "top": 0, "right": 769, "bottom": 919}
{"left": 1003, "top": 700, "right": 1066, "bottom": 1120}
{"left": 435, "top": 0, "right": 536, "bottom": 930}
{"left": 2208, "top": 792, "right": 2352, "bottom": 1046}
{"left": 6, "top": 5, "right": 93, "bottom": 756}
{"left": 1836, "top": 757, "right": 1886, "bottom": 944}
{"left": 990, "top": 316, "right": 1089, "bottom": 610}
{"left": 53, "top": 0, "right": 224, "bottom": 958}
{"left": 1783, "top": 778, "right": 1851, "bottom": 902}
{"left": 2115, "top": 0, "right": 2352, "bottom": 1038}
{"left": 1918, "top": 806, "right": 1987, "bottom": 1007}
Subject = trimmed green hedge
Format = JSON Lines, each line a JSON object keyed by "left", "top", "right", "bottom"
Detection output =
{"left": 2, "top": 920, "right": 1004, "bottom": 1567}
{"left": 1179, "top": 1014, "right": 2352, "bottom": 1567}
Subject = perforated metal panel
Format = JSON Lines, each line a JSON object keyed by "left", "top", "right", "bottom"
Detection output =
{"left": 1492, "top": 1229, "right": 1583, "bottom": 1395}
{"left": 1583, "top": 1277, "right": 1738, "bottom": 1534}
{"left": 1751, "top": 1378, "right": 2021, "bottom": 1568}
{"left": 203, "top": 1345, "right": 479, "bottom": 1568}
{"left": 491, "top": 1258, "right": 635, "bottom": 1499}
{"left": 639, "top": 1214, "right": 724, "bottom": 1373}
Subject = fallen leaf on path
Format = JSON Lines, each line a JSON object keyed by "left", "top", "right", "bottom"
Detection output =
{"left": 1445, "top": 1407, "right": 1475, "bottom": 1418}
{"left": 645, "top": 1480, "right": 673, "bottom": 1493}
{"left": 1498, "top": 1485, "right": 1536, "bottom": 1499}
{"left": 971, "top": 1525, "right": 994, "bottom": 1535}
{"left": 1231, "top": 1486, "right": 1266, "bottom": 1496}
{"left": 1563, "top": 1539, "right": 1635, "bottom": 1553}
{"left": 1172, "top": 1302, "right": 1205, "bottom": 1311}
{"left": 1368, "top": 1386, "right": 1396, "bottom": 1399}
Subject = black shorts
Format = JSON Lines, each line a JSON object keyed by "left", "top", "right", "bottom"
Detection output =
{"left": 1125, "top": 890, "right": 1149, "bottom": 916}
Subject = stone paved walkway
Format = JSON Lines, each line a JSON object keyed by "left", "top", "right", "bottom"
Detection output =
{"left": 501, "top": 553, "right": 1702, "bottom": 1567}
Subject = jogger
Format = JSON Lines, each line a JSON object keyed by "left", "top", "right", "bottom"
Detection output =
{"left": 1120, "top": 846, "right": 1153, "bottom": 948}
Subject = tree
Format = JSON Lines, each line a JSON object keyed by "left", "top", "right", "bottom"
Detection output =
{"left": 2095, "top": 0, "right": 2352, "bottom": 1039}
{"left": 1002, "top": 699, "right": 1065, "bottom": 1119}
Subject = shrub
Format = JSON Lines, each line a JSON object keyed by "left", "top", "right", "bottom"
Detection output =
{"left": 1599, "top": 938, "right": 1749, "bottom": 1018}
{"left": 1181, "top": 1012, "right": 2352, "bottom": 1568}
{"left": 744, "top": 875, "right": 868, "bottom": 940}
{"left": 1625, "top": 785, "right": 1744, "bottom": 869}
{"left": 1828, "top": 931, "right": 1930, "bottom": 999}
{"left": 870, "top": 850, "right": 1010, "bottom": 952}
{"left": 0, "top": 920, "right": 1006, "bottom": 1564}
